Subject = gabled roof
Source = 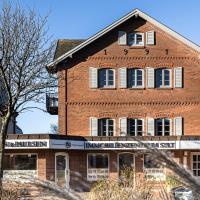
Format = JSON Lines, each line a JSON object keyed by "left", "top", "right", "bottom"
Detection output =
{"left": 47, "top": 9, "right": 200, "bottom": 69}
{"left": 54, "top": 39, "right": 85, "bottom": 59}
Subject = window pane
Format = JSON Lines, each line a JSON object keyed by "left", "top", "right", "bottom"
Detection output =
{"left": 5, "top": 155, "right": 37, "bottom": 170}
{"left": 144, "top": 155, "right": 160, "bottom": 168}
{"left": 164, "top": 119, "right": 170, "bottom": 136}
{"left": 156, "top": 119, "right": 163, "bottom": 136}
{"left": 156, "top": 69, "right": 162, "bottom": 88}
{"left": 193, "top": 155, "right": 197, "bottom": 161}
{"left": 88, "top": 155, "right": 108, "bottom": 169}
{"left": 128, "top": 119, "right": 136, "bottom": 136}
{"left": 136, "top": 34, "right": 143, "bottom": 45}
{"left": 99, "top": 119, "right": 114, "bottom": 136}
{"left": 128, "top": 33, "right": 135, "bottom": 46}
{"left": 128, "top": 69, "right": 136, "bottom": 87}
{"left": 164, "top": 69, "right": 170, "bottom": 86}
{"left": 137, "top": 69, "right": 143, "bottom": 86}
{"left": 99, "top": 69, "right": 107, "bottom": 88}
{"left": 108, "top": 69, "right": 114, "bottom": 86}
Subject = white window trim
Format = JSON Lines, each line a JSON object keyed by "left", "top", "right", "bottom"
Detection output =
{"left": 99, "top": 68, "right": 115, "bottom": 88}
{"left": 191, "top": 152, "right": 200, "bottom": 177}
{"left": 156, "top": 68, "right": 172, "bottom": 88}
{"left": 128, "top": 68, "right": 144, "bottom": 89}
{"left": 143, "top": 154, "right": 166, "bottom": 181}
{"left": 155, "top": 118, "right": 171, "bottom": 136}
{"left": 87, "top": 153, "right": 110, "bottom": 181}
{"left": 128, "top": 33, "right": 144, "bottom": 47}
{"left": 128, "top": 118, "right": 144, "bottom": 136}
{"left": 99, "top": 118, "right": 115, "bottom": 137}
{"left": 5, "top": 153, "right": 38, "bottom": 177}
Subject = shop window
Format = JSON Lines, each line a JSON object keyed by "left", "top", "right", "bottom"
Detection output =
{"left": 87, "top": 154, "right": 109, "bottom": 181}
{"left": 4, "top": 154, "right": 37, "bottom": 170}
{"left": 192, "top": 154, "right": 200, "bottom": 177}
{"left": 143, "top": 154, "right": 165, "bottom": 180}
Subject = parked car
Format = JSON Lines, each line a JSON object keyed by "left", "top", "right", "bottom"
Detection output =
{"left": 171, "top": 187, "right": 194, "bottom": 200}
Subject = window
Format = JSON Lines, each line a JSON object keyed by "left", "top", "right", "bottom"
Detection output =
{"left": 4, "top": 154, "right": 37, "bottom": 170}
{"left": 192, "top": 154, "right": 200, "bottom": 177}
{"left": 99, "top": 69, "right": 115, "bottom": 88}
{"left": 156, "top": 68, "right": 171, "bottom": 88}
{"left": 98, "top": 118, "right": 114, "bottom": 136}
{"left": 87, "top": 154, "right": 109, "bottom": 181}
{"left": 128, "top": 119, "right": 143, "bottom": 136}
{"left": 155, "top": 118, "right": 171, "bottom": 136}
{"left": 128, "top": 69, "right": 144, "bottom": 88}
{"left": 128, "top": 33, "right": 144, "bottom": 46}
{"left": 143, "top": 154, "right": 165, "bottom": 180}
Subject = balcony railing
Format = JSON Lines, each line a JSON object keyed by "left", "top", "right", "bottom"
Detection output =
{"left": 46, "top": 93, "right": 58, "bottom": 115}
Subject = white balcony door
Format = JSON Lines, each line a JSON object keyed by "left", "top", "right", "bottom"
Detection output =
{"left": 55, "top": 153, "right": 69, "bottom": 188}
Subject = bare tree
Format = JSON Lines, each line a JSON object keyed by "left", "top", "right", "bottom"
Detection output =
{"left": 0, "top": 2, "right": 55, "bottom": 187}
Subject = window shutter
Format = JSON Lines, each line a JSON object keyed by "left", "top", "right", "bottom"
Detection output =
{"left": 118, "top": 31, "right": 127, "bottom": 45}
{"left": 146, "top": 67, "right": 155, "bottom": 88}
{"left": 119, "top": 117, "right": 127, "bottom": 136}
{"left": 90, "top": 117, "right": 98, "bottom": 136}
{"left": 119, "top": 68, "right": 127, "bottom": 88}
{"left": 146, "top": 31, "right": 155, "bottom": 45}
{"left": 89, "top": 67, "right": 98, "bottom": 88}
{"left": 174, "top": 67, "right": 183, "bottom": 88}
{"left": 147, "top": 118, "right": 154, "bottom": 136}
{"left": 174, "top": 117, "right": 183, "bottom": 136}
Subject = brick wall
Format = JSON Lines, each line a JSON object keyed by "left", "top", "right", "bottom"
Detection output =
{"left": 57, "top": 16, "right": 200, "bottom": 136}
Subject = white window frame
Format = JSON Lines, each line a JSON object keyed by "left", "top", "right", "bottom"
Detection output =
{"left": 98, "top": 68, "right": 115, "bottom": 88}
{"left": 156, "top": 68, "right": 172, "bottom": 88}
{"left": 128, "top": 33, "right": 144, "bottom": 47}
{"left": 98, "top": 118, "right": 115, "bottom": 136}
{"left": 155, "top": 118, "right": 171, "bottom": 136}
{"left": 191, "top": 152, "right": 200, "bottom": 177}
{"left": 128, "top": 118, "right": 144, "bottom": 136}
{"left": 87, "top": 153, "right": 109, "bottom": 181}
{"left": 143, "top": 154, "right": 166, "bottom": 181}
{"left": 128, "top": 68, "right": 144, "bottom": 88}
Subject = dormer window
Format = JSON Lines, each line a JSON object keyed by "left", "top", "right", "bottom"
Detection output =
{"left": 128, "top": 33, "right": 144, "bottom": 46}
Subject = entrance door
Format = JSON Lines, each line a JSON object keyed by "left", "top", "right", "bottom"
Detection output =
{"left": 55, "top": 153, "right": 69, "bottom": 188}
{"left": 118, "top": 153, "right": 135, "bottom": 179}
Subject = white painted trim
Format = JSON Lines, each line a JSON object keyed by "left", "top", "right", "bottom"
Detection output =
{"left": 55, "top": 152, "right": 69, "bottom": 188}
{"left": 87, "top": 153, "right": 110, "bottom": 181}
{"left": 5, "top": 153, "right": 38, "bottom": 177}
{"left": 48, "top": 9, "right": 200, "bottom": 68}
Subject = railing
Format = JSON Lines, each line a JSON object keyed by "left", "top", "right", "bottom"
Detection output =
{"left": 143, "top": 168, "right": 166, "bottom": 181}
{"left": 46, "top": 93, "right": 58, "bottom": 115}
{"left": 87, "top": 168, "right": 109, "bottom": 181}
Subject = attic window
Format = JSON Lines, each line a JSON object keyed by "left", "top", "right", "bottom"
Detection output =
{"left": 128, "top": 33, "right": 144, "bottom": 46}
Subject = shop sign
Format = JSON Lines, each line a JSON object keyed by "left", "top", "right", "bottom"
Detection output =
{"left": 84, "top": 141, "right": 177, "bottom": 150}
{"left": 5, "top": 139, "right": 49, "bottom": 149}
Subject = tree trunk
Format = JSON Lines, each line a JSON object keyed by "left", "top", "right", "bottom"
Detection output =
{"left": 0, "top": 114, "right": 10, "bottom": 193}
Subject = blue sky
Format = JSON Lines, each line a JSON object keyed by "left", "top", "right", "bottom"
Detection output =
{"left": 3, "top": 0, "right": 200, "bottom": 134}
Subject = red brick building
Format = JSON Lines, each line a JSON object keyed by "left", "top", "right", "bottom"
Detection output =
{"left": 4, "top": 9, "right": 200, "bottom": 191}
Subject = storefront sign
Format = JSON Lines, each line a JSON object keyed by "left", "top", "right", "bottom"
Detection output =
{"left": 84, "top": 141, "right": 177, "bottom": 150}
{"left": 5, "top": 139, "right": 49, "bottom": 149}
{"left": 6, "top": 139, "right": 200, "bottom": 150}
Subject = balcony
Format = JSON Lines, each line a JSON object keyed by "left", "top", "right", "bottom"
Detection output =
{"left": 46, "top": 93, "right": 58, "bottom": 115}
